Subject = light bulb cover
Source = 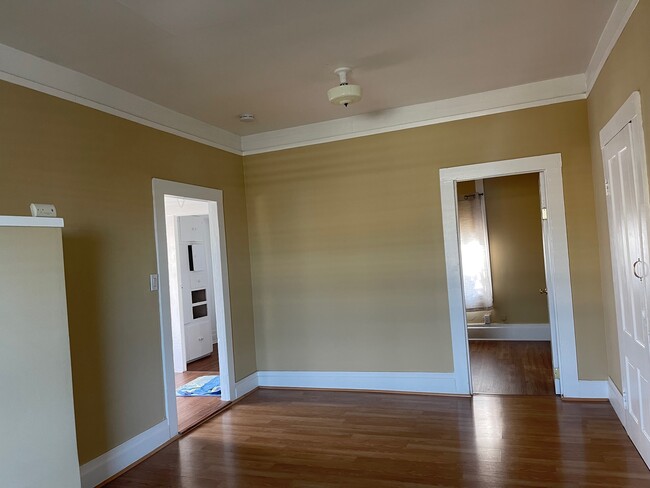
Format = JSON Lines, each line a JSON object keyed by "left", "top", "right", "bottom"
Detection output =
{"left": 327, "top": 84, "right": 362, "bottom": 106}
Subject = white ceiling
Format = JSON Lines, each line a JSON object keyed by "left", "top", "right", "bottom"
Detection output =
{"left": 0, "top": 0, "right": 616, "bottom": 136}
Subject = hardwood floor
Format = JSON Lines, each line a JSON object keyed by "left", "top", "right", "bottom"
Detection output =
{"left": 186, "top": 343, "right": 220, "bottom": 372}
{"left": 107, "top": 388, "right": 649, "bottom": 487}
{"left": 175, "top": 344, "right": 226, "bottom": 433}
{"left": 469, "top": 340, "right": 555, "bottom": 395}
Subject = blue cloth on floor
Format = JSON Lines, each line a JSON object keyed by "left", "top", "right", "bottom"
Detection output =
{"left": 176, "top": 375, "right": 221, "bottom": 397}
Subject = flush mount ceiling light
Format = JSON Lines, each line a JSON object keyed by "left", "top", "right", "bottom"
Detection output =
{"left": 239, "top": 113, "right": 256, "bottom": 122}
{"left": 327, "top": 67, "right": 362, "bottom": 107}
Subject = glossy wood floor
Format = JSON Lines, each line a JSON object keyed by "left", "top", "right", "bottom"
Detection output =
{"left": 469, "top": 340, "right": 555, "bottom": 395}
{"left": 107, "top": 389, "right": 649, "bottom": 487}
{"left": 175, "top": 344, "right": 226, "bottom": 433}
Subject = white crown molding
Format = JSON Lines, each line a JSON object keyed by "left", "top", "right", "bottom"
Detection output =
{"left": 241, "top": 75, "right": 587, "bottom": 155}
{"left": 0, "top": 41, "right": 589, "bottom": 158}
{"left": 585, "top": 0, "right": 639, "bottom": 95}
{"left": 0, "top": 43, "right": 242, "bottom": 155}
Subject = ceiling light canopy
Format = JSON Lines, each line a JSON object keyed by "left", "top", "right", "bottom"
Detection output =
{"left": 327, "top": 67, "right": 362, "bottom": 107}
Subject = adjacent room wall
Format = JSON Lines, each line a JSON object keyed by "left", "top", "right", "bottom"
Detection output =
{"left": 245, "top": 99, "right": 606, "bottom": 380}
{"left": 482, "top": 173, "right": 549, "bottom": 324}
{"left": 587, "top": 0, "right": 650, "bottom": 391}
{"left": 0, "top": 80, "right": 257, "bottom": 464}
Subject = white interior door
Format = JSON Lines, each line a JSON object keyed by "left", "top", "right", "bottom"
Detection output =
{"left": 603, "top": 119, "right": 650, "bottom": 467}
{"left": 538, "top": 174, "right": 560, "bottom": 394}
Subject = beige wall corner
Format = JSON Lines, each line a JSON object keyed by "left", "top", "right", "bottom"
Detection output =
{"left": 587, "top": 0, "right": 650, "bottom": 392}
{"left": 244, "top": 100, "right": 606, "bottom": 380}
{"left": 0, "top": 80, "right": 256, "bottom": 464}
{"left": 483, "top": 173, "right": 549, "bottom": 325}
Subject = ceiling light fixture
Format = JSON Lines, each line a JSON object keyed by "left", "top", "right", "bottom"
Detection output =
{"left": 327, "top": 67, "right": 362, "bottom": 107}
{"left": 239, "top": 113, "right": 256, "bottom": 122}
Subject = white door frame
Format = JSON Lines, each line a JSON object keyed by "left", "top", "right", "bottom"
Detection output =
{"left": 600, "top": 91, "right": 648, "bottom": 431}
{"left": 152, "top": 178, "right": 236, "bottom": 437}
{"left": 440, "top": 153, "right": 582, "bottom": 397}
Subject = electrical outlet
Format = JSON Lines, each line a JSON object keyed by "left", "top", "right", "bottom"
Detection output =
{"left": 30, "top": 203, "right": 57, "bottom": 217}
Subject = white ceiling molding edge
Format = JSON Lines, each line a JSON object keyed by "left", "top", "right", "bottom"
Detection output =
{"left": 3, "top": 1, "right": 638, "bottom": 161}
{"left": 585, "top": 0, "right": 639, "bottom": 94}
{"left": 241, "top": 75, "right": 587, "bottom": 155}
{"left": 0, "top": 43, "right": 243, "bottom": 155}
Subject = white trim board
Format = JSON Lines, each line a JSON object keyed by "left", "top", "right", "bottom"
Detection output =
{"left": 79, "top": 420, "right": 169, "bottom": 488}
{"left": 468, "top": 324, "right": 551, "bottom": 341}
{"left": 609, "top": 378, "right": 626, "bottom": 426}
{"left": 240, "top": 75, "right": 586, "bottom": 155}
{"left": 585, "top": 0, "right": 639, "bottom": 94}
{"left": 0, "top": 43, "right": 242, "bottom": 155}
{"left": 256, "top": 371, "right": 460, "bottom": 394}
{"left": 0, "top": 216, "right": 64, "bottom": 228}
{"left": 234, "top": 372, "right": 259, "bottom": 398}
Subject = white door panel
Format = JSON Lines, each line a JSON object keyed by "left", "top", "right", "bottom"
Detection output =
{"left": 603, "top": 117, "right": 650, "bottom": 467}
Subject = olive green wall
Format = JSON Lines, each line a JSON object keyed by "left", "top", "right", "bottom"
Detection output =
{"left": 245, "top": 100, "right": 607, "bottom": 380}
{"left": 587, "top": 1, "right": 650, "bottom": 391}
{"left": 483, "top": 174, "right": 549, "bottom": 324}
{"left": 0, "top": 80, "right": 257, "bottom": 464}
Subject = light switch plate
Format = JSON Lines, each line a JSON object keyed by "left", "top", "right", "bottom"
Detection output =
{"left": 150, "top": 274, "right": 159, "bottom": 291}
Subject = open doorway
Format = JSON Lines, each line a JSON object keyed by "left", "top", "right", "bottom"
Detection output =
{"left": 456, "top": 174, "right": 554, "bottom": 395}
{"left": 152, "top": 179, "right": 236, "bottom": 437}
{"left": 440, "top": 154, "right": 586, "bottom": 398}
{"left": 164, "top": 196, "right": 226, "bottom": 432}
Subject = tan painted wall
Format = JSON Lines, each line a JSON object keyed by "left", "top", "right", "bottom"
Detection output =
{"left": 0, "top": 80, "right": 257, "bottom": 464}
{"left": 483, "top": 174, "right": 549, "bottom": 324}
{"left": 245, "top": 100, "right": 606, "bottom": 379}
{"left": 587, "top": 1, "right": 650, "bottom": 391}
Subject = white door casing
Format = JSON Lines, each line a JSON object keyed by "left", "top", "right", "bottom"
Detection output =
{"left": 440, "top": 153, "right": 580, "bottom": 397}
{"left": 600, "top": 91, "right": 650, "bottom": 467}
{"left": 152, "top": 179, "right": 236, "bottom": 437}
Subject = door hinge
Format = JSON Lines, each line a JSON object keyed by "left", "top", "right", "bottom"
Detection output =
{"left": 553, "top": 367, "right": 560, "bottom": 380}
{"left": 605, "top": 180, "right": 610, "bottom": 196}
{"left": 623, "top": 390, "right": 628, "bottom": 409}
{"left": 541, "top": 207, "right": 548, "bottom": 221}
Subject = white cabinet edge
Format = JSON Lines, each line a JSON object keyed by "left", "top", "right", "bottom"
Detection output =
{"left": 0, "top": 216, "right": 64, "bottom": 228}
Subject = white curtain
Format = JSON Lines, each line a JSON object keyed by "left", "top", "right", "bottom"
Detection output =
{"left": 458, "top": 195, "right": 494, "bottom": 310}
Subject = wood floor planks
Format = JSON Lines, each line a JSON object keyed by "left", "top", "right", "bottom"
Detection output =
{"left": 469, "top": 340, "right": 555, "bottom": 395}
{"left": 107, "top": 389, "right": 650, "bottom": 487}
{"left": 175, "top": 346, "right": 226, "bottom": 434}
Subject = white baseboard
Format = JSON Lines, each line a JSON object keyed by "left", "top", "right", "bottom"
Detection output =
{"left": 468, "top": 324, "right": 551, "bottom": 341}
{"left": 79, "top": 420, "right": 170, "bottom": 488}
{"left": 567, "top": 380, "right": 609, "bottom": 399}
{"left": 256, "top": 371, "right": 460, "bottom": 394}
{"left": 608, "top": 377, "right": 626, "bottom": 426}
{"left": 234, "top": 372, "right": 259, "bottom": 398}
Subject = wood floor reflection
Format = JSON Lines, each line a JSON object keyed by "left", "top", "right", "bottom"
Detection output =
{"left": 107, "top": 389, "right": 649, "bottom": 487}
